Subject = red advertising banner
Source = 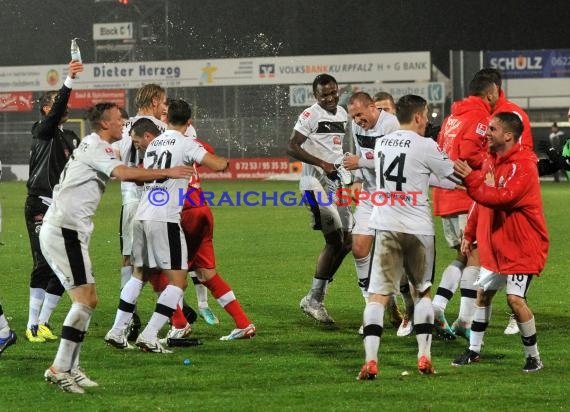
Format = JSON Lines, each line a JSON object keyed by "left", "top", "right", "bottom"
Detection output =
{"left": 199, "top": 157, "right": 291, "bottom": 180}
{"left": 68, "top": 89, "right": 126, "bottom": 109}
{"left": 0, "top": 92, "right": 33, "bottom": 112}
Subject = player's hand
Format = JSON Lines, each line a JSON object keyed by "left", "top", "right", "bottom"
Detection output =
{"left": 453, "top": 160, "right": 472, "bottom": 178}
{"left": 167, "top": 165, "right": 195, "bottom": 179}
{"left": 342, "top": 154, "right": 360, "bottom": 170}
{"left": 460, "top": 237, "right": 473, "bottom": 256}
{"left": 68, "top": 60, "right": 84, "bottom": 79}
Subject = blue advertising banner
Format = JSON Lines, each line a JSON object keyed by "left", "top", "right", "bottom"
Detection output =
{"left": 485, "top": 49, "right": 570, "bottom": 79}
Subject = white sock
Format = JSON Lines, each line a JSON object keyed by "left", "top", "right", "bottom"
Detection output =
{"left": 111, "top": 277, "right": 144, "bottom": 335}
{"left": 469, "top": 305, "right": 491, "bottom": 353}
{"left": 53, "top": 303, "right": 93, "bottom": 372}
{"left": 195, "top": 284, "right": 209, "bottom": 309}
{"left": 0, "top": 311, "right": 9, "bottom": 338}
{"left": 38, "top": 293, "right": 62, "bottom": 325}
{"left": 189, "top": 272, "right": 209, "bottom": 309}
{"left": 362, "top": 301, "right": 384, "bottom": 362}
{"left": 518, "top": 317, "right": 540, "bottom": 359}
{"left": 28, "top": 288, "right": 45, "bottom": 329}
{"left": 0, "top": 326, "right": 9, "bottom": 339}
{"left": 354, "top": 254, "right": 370, "bottom": 299}
{"left": 120, "top": 266, "right": 133, "bottom": 289}
{"left": 141, "top": 285, "right": 184, "bottom": 341}
{"left": 414, "top": 296, "right": 434, "bottom": 359}
{"left": 432, "top": 260, "right": 464, "bottom": 314}
{"left": 0, "top": 309, "right": 8, "bottom": 331}
{"left": 308, "top": 278, "right": 328, "bottom": 302}
{"left": 457, "top": 266, "right": 479, "bottom": 327}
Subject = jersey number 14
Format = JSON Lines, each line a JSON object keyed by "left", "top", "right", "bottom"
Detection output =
{"left": 378, "top": 152, "right": 407, "bottom": 191}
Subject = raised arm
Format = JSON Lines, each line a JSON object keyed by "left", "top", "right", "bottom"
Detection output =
{"left": 34, "top": 61, "right": 84, "bottom": 140}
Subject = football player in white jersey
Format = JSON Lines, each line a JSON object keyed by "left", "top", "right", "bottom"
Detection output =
{"left": 112, "top": 84, "right": 167, "bottom": 340}
{"left": 107, "top": 98, "right": 229, "bottom": 353}
{"left": 287, "top": 74, "right": 352, "bottom": 324}
{"left": 114, "top": 85, "right": 167, "bottom": 287}
{"left": 357, "top": 95, "right": 458, "bottom": 379}
{"left": 343, "top": 92, "right": 415, "bottom": 336}
{"left": 162, "top": 101, "right": 217, "bottom": 324}
{"left": 39, "top": 103, "right": 194, "bottom": 393}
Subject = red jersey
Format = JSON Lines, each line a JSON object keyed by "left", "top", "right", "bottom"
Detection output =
{"left": 463, "top": 146, "right": 548, "bottom": 275}
{"left": 433, "top": 96, "right": 493, "bottom": 216}
{"left": 182, "top": 137, "right": 215, "bottom": 210}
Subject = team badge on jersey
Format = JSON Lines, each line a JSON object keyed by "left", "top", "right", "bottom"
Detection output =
{"left": 365, "top": 151, "right": 374, "bottom": 159}
{"left": 105, "top": 147, "right": 114, "bottom": 156}
{"left": 302, "top": 110, "right": 311, "bottom": 119}
{"left": 475, "top": 123, "right": 488, "bottom": 136}
{"left": 333, "top": 135, "right": 341, "bottom": 145}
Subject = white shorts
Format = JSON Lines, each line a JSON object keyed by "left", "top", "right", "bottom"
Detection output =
{"left": 368, "top": 231, "right": 434, "bottom": 295}
{"left": 352, "top": 198, "right": 374, "bottom": 236}
{"left": 300, "top": 176, "right": 352, "bottom": 234}
{"left": 441, "top": 214, "right": 468, "bottom": 248}
{"left": 39, "top": 222, "right": 95, "bottom": 290}
{"left": 476, "top": 267, "right": 533, "bottom": 298}
{"left": 119, "top": 201, "right": 139, "bottom": 256}
{"left": 132, "top": 220, "right": 188, "bottom": 270}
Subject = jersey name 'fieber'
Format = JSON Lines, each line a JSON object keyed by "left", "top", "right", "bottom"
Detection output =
{"left": 377, "top": 138, "right": 411, "bottom": 148}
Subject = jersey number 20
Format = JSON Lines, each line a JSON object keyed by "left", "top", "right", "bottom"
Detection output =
{"left": 146, "top": 150, "right": 172, "bottom": 183}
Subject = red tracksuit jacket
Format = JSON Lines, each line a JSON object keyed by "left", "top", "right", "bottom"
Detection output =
{"left": 463, "top": 146, "right": 548, "bottom": 275}
{"left": 433, "top": 96, "right": 493, "bottom": 216}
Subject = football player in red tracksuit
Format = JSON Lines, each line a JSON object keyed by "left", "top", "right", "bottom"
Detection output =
{"left": 473, "top": 68, "right": 535, "bottom": 335}
{"left": 451, "top": 112, "right": 548, "bottom": 372}
{"left": 430, "top": 75, "right": 499, "bottom": 340}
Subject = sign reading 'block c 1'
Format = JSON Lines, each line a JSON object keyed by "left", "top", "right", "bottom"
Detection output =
{"left": 93, "top": 22, "right": 134, "bottom": 41}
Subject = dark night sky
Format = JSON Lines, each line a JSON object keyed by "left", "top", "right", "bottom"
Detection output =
{"left": 0, "top": 0, "right": 568, "bottom": 75}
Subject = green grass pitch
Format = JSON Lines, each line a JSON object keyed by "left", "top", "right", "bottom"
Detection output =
{"left": 0, "top": 180, "right": 568, "bottom": 411}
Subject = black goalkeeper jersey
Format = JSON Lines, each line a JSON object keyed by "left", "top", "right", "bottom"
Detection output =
{"left": 27, "top": 84, "right": 80, "bottom": 198}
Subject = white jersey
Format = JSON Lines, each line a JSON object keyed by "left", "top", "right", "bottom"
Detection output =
{"left": 113, "top": 115, "right": 167, "bottom": 205}
{"left": 369, "top": 129, "right": 454, "bottom": 235}
{"left": 135, "top": 129, "right": 207, "bottom": 223}
{"left": 294, "top": 103, "right": 347, "bottom": 189}
{"left": 352, "top": 110, "right": 400, "bottom": 192}
{"left": 44, "top": 133, "right": 122, "bottom": 233}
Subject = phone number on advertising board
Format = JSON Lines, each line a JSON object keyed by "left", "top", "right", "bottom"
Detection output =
{"left": 234, "top": 161, "right": 289, "bottom": 171}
